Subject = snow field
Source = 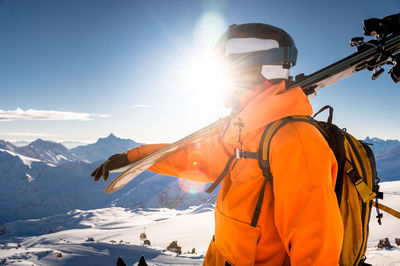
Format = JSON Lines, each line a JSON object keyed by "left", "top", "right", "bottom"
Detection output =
{"left": 0, "top": 205, "right": 215, "bottom": 265}
{"left": 366, "top": 181, "right": 400, "bottom": 265}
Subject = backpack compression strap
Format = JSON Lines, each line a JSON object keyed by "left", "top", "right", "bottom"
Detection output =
{"left": 252, "top": 115, "right": 318, "bottom": 227}
{"left": 372, "top": 201, "right": 400, "bottom": 219}
{"left": 344, "top": 159, "right": 376, "bottom": 203}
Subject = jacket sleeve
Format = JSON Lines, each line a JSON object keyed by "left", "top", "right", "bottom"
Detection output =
{"left": 127, "top": 134, "right": 232, "bottom": 183}
{"left": 270, "top": 121, "right": 344, "bottom": 265}
{"left": 127, "top": 143, "right": 170, "bottom": 163}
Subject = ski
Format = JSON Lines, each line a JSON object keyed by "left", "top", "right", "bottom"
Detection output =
{"left": 107, "top": 116, "right": 229, "bottom": 193}
{"left": 106, "top": 13, "right": 400, "bottom": 194}
{"left": 290, "top": 26, "right": 400, "bottom": 95}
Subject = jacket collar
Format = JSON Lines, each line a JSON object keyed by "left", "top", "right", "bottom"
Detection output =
{"left": 224, "top": 80, "right": 313, "bottom": 145}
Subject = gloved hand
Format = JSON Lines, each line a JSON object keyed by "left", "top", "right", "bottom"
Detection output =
{"left": 91, "top": 153, "right": 130, "bottom": 181}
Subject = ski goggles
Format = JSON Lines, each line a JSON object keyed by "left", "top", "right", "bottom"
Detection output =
{"left": 225, "top": 46, "right": 298, "bottom": 69}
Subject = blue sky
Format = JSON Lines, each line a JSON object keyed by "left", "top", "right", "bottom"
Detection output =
{"left": 0, "top": 0, "right": 399, "bottom": 143}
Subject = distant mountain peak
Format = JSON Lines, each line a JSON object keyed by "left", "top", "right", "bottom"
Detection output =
{"left": 71, "top": 134, "right": 141, "bottom": 162}
{"left": 11, "top": 138, "right": 79, "bottom": 165}
{"left": 29, "top": 138, "right": 66, "bottom": 149}
{"left": 97, "top": 133, "right": 131, "bottom": 144}
{"left": 107, "top": 133, "right": 117, "bottom": 139}
{"left": 31, "top": 138, "right": 47, "bottom": 144}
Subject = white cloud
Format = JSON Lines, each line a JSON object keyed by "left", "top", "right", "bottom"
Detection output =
{"left": 132, "top": 104, "right": 152, "bottom": 108}
{"left": 0, "top": 108, "right": 111, "bottom": 121}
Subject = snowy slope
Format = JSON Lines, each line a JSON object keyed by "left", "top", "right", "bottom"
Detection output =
{"left": 0, "top": 150, "right": 114, "bottom": 225}
{"left": 0, "top": 205, "right": 214, "bottom": 265}
{"left": 0, "top": 140, "right": 17, "bottom": 152}
{"left": 366, "top": 181, "right": 400, "bottom": 265}
{"left": 0, "top": 149, "right": 41, "bottom": 168}
{"left": 112, "top": 174, "right": 212, "bottom": 209}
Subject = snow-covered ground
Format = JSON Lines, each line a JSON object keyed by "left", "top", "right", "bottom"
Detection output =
{"left": 0, "top": 204, "right": 215, "bottom": 265}
{"left": 0, "top": 182, "right": 399, "bottom": 265}
{"left": 365, "top": 181, "right": 400, "bottom": 265}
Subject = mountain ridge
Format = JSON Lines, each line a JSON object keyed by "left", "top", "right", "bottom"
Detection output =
{"left": 71, "top": 133, "right": 142, "bottom": 162}
{"left": 363, "top": 136, "right": 400, "bottom": 156}
{"left": 1, "top": 134, "right": 143, "bottom": 164}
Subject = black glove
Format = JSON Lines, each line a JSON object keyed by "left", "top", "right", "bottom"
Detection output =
{"left": 91, "top": 153, "right": 130, "bottom": 181}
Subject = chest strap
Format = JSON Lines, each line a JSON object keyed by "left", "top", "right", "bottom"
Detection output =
{"left": 205, "top": 148, "right": 259, "bottom": 194}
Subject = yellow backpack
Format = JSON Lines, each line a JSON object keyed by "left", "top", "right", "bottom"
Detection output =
{"left": 255, "top": 105, "right": 400, "bottom": 266}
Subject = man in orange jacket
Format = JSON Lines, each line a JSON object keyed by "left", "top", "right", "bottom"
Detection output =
{"left": 92, "top": 24, "right": 344, "bottom": 265}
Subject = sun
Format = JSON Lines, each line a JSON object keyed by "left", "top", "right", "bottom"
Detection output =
{"left": 182, "top": 51, "right": 232, "bottom": 109}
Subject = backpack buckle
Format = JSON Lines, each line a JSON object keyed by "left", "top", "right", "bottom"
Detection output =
{"left": 235, "top": 148, "right": 245, "bottom": 159}
{"left": 235, "top": 148, "right": 259, "bottom": 159}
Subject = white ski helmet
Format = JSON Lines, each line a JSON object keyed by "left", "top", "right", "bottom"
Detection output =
{"left": 215, "top": 23, "right": 297, "bottom": 80}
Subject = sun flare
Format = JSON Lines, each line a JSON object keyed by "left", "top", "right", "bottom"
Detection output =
{"left": 177, "top": 12, "right": 231, "bottom": 119}
{"left": 182, "top": 52, "right": 232, "bottom": 110}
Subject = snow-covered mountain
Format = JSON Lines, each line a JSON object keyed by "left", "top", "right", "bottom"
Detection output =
{"left": 1, "top": 139, "right": 80, "bottom": 165}
{"left": 376, "top": 146, "right": 400, "bottom": 182}
{"left": 0, "top": 149, "right": 112, "bottom": 225}
{"left": 0, "top": 147, "right": 211, "bottom": 225}
{"left": 71, "top": 133, "right": 141, "bottom": 162}
{"left": 360, "top": 137, "right": 400, "bottom": 182}
{"left": 0, "top": 140, "right": 17, "bottom": 152}
{"left": 15, "top": 139, "right": 80, "bottom": 164}
{"left": 363, "top": 137, "right": 400, "bottom": 156}
{"left": 1, "top": 133, "right": 141, "bottom": 165}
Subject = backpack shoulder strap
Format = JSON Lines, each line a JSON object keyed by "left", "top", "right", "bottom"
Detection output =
{"left": 251, "top": 115, "right": 319, "bottom": 227}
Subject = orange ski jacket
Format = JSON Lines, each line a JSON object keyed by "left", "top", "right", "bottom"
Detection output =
{"left": 127, "top": 80, "right": 344, "bottom": 265}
